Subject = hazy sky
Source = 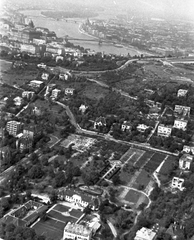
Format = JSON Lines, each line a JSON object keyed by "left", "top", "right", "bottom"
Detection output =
{"left": 2, "top": 0, "right": 194, "bottom": 21}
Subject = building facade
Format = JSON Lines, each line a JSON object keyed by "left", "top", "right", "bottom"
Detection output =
{"left": 157, "top": 124, "right": 172, "bottom": 137}
{"left": 63, "top": 222, "right": 92, "bottom": 240}
{"left": 6, "top": 121, "right": 23, "bottom": 137}
{"left": 173, "top": 119, "right": 188, "bottom": 131}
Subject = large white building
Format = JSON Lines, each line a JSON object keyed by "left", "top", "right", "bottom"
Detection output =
{"left": 134, "top": 227, "right": 157, "bottom": 240}
{"left": 6, "top": 121, "right": 23, "bottom": 137}
{"left": 63, "top": 222, "right": 92, "bottom": 240}
{"left": 157, "top": 124, "right": 172, "bottom": 137}
{"left": 173, "top": 119, "right": 188, "bottom": 131}
{"left": 29, "top": 80, "right": 44, "bottom": 88}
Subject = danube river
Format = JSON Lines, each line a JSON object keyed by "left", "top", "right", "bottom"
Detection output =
{"left": 20, "top": 9, "right": 141, "bottom": 56}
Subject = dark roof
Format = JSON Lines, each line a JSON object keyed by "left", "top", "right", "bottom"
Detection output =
{"left": 95, "top": 116, "right": 106, "bottom": 125}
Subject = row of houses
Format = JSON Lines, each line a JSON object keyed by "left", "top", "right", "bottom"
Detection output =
{"left": 94, "top": 116, "right": 150, "bottom": 133}
{"left": 157, "top": 105, "right": 191, "bottom": 137}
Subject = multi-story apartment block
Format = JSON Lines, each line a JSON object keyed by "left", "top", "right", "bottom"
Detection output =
{"left": 157, "top": 124, "right": 172, "bottom": 137}
{"left": 173, "top": 119, "right": 188, "bottom": 131}
{"left": 6, "top": 121, "right": 23, "bottom": 137}
{"left": 51, "top": 89, "right": 61, "bottom": 99}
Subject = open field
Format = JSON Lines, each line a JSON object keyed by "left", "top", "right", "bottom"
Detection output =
{"left": 132, "top": 169, "right": 152, "bottom": 189}
{"left": 32, "top": 218, "right": 65, "bottom": 240}
{"left": 144, "top": 153, "right": 167, "bottom": 173}
{"left": 134, "top": 151, "right": 154, "bottom": 168}
{"left": 0, "top": 59, "right": 38, "bottom": 85}
{"left": 159, "top": 155, "right": 176, "bottom": 175}
{"left": 125, "top": 189, "right": 143, "bottom": 203}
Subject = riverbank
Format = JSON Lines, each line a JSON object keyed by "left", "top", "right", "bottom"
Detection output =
{"left": 19, "top": 9, "right": 146, "bottom": 56}
{"left": 78, "top": 23, "right": 153, "bottom": 56}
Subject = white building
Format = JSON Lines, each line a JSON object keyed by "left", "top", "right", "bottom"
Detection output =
{"left": 177, "top": 89, "right": 188, "bottom": 97}
{"left": 179, "top": 154, "right": 193, "bottom": 170}
{"left": 137, "top": 124, "right": 149, "bottom": 133}
{"left": 171, "top": 177, "right": 185, "bottom": 191}
{"left": 65, "top": 88, "right": 74, "bottom": 95}
{"left": 29, "top": 80, "right": 44, "bottom": 88}
{"left": 134, "top": 227, "right": 157, "bottom": 240}
{"left": 157, "top": 124, "right": 172, "bottom": 137}
{"left": 58, "top": 189, "right": 97, "bottom": 210}
{"left": 22, "top": 91, "right": 35, "bottom": 99}
{"left": 51, "top": 89, "right": 61, "bottom": 99}
{"left": 79, "top": 104, "right": 88, "bottom": 114}
{"left": 14, "top": 96, "right": 24, "bottom": 106}
{"left": 41, "top": 72, "right": 49, "bottom": 81}
{"left": 182, "top": 145, "right": 194, "bottom": 155}
{"left": 121, "top": 121, "right": 131, "bottom": 132}
{"left": 173, "top": 119, "right": 188, "bottom": 131}
{"left": 63, "top": 222, "right": 92, "bottom": 240}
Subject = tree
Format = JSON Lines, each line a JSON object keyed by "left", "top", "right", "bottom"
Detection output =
{"left": 112, "top": 174, "right": 121, "bottom": 186}
{"left": 28, "top": 165, "right": 44, "bottom": 179}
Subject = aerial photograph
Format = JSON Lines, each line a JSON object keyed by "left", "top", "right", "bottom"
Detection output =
{"left": 0, "top": 0, "right": 194, "bottom": 239}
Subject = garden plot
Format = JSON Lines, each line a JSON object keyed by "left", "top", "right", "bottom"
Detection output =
{"left": 60, "top": 134, "right": 96, "bottom": 152}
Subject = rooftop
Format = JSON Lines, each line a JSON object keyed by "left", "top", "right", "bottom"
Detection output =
{"left": 64, "top": 222, "right": 92, "bottom": 237}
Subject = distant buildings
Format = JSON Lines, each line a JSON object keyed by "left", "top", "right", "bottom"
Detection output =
{"left": 157, "top": 124, "right": 172, "bottom": 137}
{"left": 6, "top": 120, "right": 23, "bottom": 137}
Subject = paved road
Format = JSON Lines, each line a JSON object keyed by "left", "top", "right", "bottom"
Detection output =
{"left": 55, "top": 101, "right": 179, "bottom": 157}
